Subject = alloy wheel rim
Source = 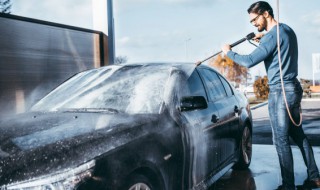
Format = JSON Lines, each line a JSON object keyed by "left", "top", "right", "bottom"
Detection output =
{"left": 242, "top": 127, "right": 252, "bottom": 164}
{"left": 129, "top": 183, "right": 151, "bottom": 190}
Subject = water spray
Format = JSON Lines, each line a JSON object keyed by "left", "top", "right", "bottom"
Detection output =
{"left": 196, "top": 32, "right": 256, "bottom": 66}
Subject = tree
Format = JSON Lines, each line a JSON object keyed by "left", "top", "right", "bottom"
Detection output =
{"left": 208, "top": 54, "right": 250, "bottom": 86}
{"left": 115, "top": 56, "right": 128, "bottom": 64}
{"left": 253, "top": 76, "right": 269, "bottom": 99}
{"left": 300, "top": 78, "right": 312, "bottom": 98}
{"left": 0, "top": 0, "right": 11, "bottom": 14}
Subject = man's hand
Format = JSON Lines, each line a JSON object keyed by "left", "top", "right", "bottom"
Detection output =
{"left": 252, "top": 33, "right": 264, "bottom": 42}
{"left": 195, "top": 61, "right": 202, "bottom": 66}
{"left": 221, "top": 44, "right": 231, "bottom": 54}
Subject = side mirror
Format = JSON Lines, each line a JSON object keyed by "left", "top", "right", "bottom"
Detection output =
{"left": 180, "top": 96, "right": 208, "bottom": 112}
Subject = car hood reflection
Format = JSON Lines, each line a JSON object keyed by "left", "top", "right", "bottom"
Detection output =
{"left": 0, "top": 111, "right": 160, "bottom": 184}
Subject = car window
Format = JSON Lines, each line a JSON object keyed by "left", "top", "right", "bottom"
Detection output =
{"left": 219, "top": 75, "right": 233, "bottom": 97}
{"left": 32, "top": 65, "right": 170, "bottom": 114}
{"left": 186, "top": 70, "right": 207, "bottom": 98}
{"left": 198, "top": 68, "right": 227, "bottom": 102}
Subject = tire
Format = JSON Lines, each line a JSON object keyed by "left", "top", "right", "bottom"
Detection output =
{"left": 233, "top": 125, "right": 252, "bottom": 170}
{"left": 122, "top": 174, "right": 159, "bottom": 190}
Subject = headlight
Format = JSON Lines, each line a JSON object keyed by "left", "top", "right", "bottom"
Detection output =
{"left": 2, "top": 160, "right": 95, "bottom": 190}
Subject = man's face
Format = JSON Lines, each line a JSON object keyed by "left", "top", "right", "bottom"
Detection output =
{"left": 249, "top": 13, "right": 266, "bottom": 32}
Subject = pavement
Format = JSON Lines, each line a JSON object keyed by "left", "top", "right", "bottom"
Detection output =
{"left": 211, "top": 145, "right": 320, "bottom": 190}
{"left": 210, "top": 98, "right": 320, "bottom": 190}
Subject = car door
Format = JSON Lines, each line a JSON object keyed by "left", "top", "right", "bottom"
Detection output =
{"left": 181, "top": 70, "right": 221, "bottom": 187}
{"left": 217, "top": 74, "right": 240, "bottom": 161}
{"left": 197, "top": 68, "right": 239, "bottom": 165}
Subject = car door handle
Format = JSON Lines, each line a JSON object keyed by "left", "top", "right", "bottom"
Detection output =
{"left": 211, "top": 114, "right": 219, "bottom": 123}
{"left": 234, "top": 106, "right": 239, "bottom": 113}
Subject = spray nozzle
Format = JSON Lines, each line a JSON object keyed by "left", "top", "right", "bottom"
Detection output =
{"left": 246, "top": 32, "right": 256, "bottom": 40}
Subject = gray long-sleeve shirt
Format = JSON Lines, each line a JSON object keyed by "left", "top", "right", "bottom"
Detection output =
{"left": 226, "top": 23, "right": 298, "bottom": 85}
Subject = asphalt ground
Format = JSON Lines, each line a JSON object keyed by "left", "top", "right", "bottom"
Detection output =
{"left": 210, "top": 98, "right": 320, "bottom": 190}
{"left": 210, "top": 145, "right": 320, "bottom": 190}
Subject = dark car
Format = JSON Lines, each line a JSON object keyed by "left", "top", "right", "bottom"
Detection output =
{"left": 0, "top": 63, "right": 252, "bottom": 190}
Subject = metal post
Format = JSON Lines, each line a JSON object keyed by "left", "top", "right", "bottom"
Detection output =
{"left": 107, "top": 0, "right": 115, "bottom": 65}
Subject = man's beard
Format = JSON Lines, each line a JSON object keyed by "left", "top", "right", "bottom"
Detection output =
{"left": 258, "top": 26, "right": 265, "bottom": 32}
{"left": 257, "top": 19, "right": 267, "bottom": 32}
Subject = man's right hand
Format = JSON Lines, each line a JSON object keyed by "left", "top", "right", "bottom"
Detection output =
{"left": 221, "top": 44, "right": 231, "bottom": 55}
{"left": 252, "top": 33, "right": 264, "bottom": 42}
{"left": 195, "top": 61, "right": 202, "bottom": 66}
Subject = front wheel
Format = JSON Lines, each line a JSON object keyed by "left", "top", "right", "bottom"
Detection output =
{"left": 233, "top": 125, "right": 252, "bottom": 170}
{"left": 128, "top": 182, "right": 151, "bottom": 190}
{"left": 122, "top": 174, "right": 160, "bottom": 190}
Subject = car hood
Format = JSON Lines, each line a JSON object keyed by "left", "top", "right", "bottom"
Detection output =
{"left": 0, "top": 111, "right": 161, "bottom": 184}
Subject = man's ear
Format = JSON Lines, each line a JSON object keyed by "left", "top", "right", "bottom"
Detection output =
{"left": 263, "top": 10, "right": 269, "bottom": 18}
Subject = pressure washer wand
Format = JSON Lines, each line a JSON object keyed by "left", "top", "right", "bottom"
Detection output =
{"left": 196, "top": 32, "right": 256, "bottom": 66}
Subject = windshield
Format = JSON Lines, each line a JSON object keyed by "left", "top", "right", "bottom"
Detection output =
{"left": 32, "top": 65, "right": 171, "bottom": 114}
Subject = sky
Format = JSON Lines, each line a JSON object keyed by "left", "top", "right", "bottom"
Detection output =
{"left": 10, "top": 0, "right": 320, "bottom": 82}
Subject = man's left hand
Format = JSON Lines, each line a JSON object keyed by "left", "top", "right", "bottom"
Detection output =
{"left": 221, "top": 44, "right": 231, "bottom": 54}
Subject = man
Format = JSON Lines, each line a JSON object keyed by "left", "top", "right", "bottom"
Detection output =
{"left": 221, "top": 1, "right": 320, "bottom": 190}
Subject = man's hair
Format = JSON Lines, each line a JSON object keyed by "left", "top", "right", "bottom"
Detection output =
{"left": 247, "top": 1, "right": 274, "bottom": 18}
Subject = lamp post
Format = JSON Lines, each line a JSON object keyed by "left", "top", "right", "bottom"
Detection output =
{"left": 312, "top": 53, "right": 320, "bottom": 86}
{"left": 92, "top": 0, "right": 115, "bottom": 65}
{"left": 107, "top": 0, "right": 115, "bottom": 65}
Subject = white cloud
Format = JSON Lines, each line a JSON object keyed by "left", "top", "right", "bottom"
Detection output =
{"left": 117, "top": 36, "right": 130, "bottom": 45}
{"left": 114, "top": 0, "right": 216, "bottom": 13}
{"left": 301, "top": 11, "right": 320, "bottom": 25}
{"left": 300, "top": 11, "right": 320, "bottom": 38}
{"left": 162, "top": 0, "right": 209, "bottom": 4}
{"left": 312, "top": 13, "right": 320, "bottom": 25}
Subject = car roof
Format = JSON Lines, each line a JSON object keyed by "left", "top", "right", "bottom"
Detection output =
{"left": 115, "top": 62, "right": 193, "bottom": 68}
{"left": 99, "top": 62, "right": 218, "bottom": 73}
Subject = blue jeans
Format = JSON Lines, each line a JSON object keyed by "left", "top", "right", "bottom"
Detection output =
{"left": 268, "top": 79, "right": 320, "bottom": 189}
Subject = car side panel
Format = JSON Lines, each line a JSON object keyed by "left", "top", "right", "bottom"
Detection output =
{"left": 90, "top": 116, "right": 185, "bottom": 190}
{"left": 213, "top": 96, "right": 239, "bottom": 161}
{"left": 182, "top": 70, "right": 221, "bottom": 186}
